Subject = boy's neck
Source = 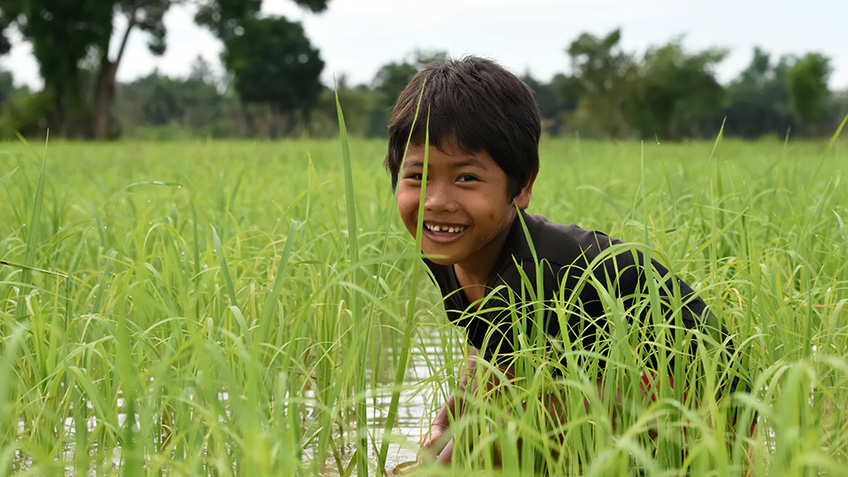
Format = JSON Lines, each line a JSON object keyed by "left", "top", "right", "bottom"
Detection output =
{"left": 453, "top": 266, "right": 489, "bottom": 306}
{"left": 452, "top": 212, "right": 518, "bottom": 305}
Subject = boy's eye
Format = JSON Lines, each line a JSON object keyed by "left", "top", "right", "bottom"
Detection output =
{"left": 404, "top": 173, "right": 424, "bottom": 181}
{"left": 457, "top": 174, "right": 478, "bottom": 182}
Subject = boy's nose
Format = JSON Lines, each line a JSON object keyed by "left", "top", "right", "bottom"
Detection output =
{"left": 423, "top": 183, "right": 457, "bottom": 212}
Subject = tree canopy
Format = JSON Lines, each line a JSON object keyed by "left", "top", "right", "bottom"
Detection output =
{"left": 223, "top": 16, "right": 324, "bottom": 120}
{"left": 624, "top": 40, "right": 727, "bottom": 139}
{"left": 787, "top": 52, "right": 832, "bottom": 133}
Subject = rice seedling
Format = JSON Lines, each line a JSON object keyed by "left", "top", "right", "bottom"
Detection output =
{"left": 0, "top": 124, "right": 845, "bottom": 476}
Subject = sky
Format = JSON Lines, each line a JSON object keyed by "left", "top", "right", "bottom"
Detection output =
{"left": 2, "top": 0, "right": 847, "bottom": 91}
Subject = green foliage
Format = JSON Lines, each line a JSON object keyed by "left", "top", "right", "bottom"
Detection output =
{"left": 0, "top": 69, "right": 14, "bottom": 105}
{"left": 195, "top": 0, "right": 329, "bottom": 42}
{"left": 623, "top": 39, "right": 727, "bottom": 139}
{"left": 5, "top": 15, "right": 844, "bottom": 141}
{"left": 787, "top": 52, "right": 832, "bottom": 133}
{"left": 223, "top": 16, "right": 324, "bottom": 126}
{"left": 521, "top": 73, "right": 563, "bottom": 135}
{"left": 722, "top": 47, "right": 796, "bottom": 138}
{"left": 114, "top": 63, "right": 235, "bottom": 137}
{"left": 0, "top": 68, "right": 49, "bottom": 138}
{"left": 563, "top": 29, "right": 636, "bottom": 138}
{"left": 0, "top": 88, "right": 50, "bottom": 139}
{"left": 1, "top": 0, "right": 331, "bottom": 139}
{"left": 0, "top": 0, "right": 174, "bottom": 137}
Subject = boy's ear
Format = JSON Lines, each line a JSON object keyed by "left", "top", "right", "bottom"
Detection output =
{"left": 512, "top": 170, "right": 537, "bottom": 210}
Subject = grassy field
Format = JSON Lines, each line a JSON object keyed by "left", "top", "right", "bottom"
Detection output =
{"left": 0, "top": 130, "right": 846, "bottom": 476}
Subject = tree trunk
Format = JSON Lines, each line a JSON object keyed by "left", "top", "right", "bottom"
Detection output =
{"left": 91, "top": 9, "right": 137, "bottom": 140}
{"left": 91, "top": 60, "right": 118, "bottom": 139}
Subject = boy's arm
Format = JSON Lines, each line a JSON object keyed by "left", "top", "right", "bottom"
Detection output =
{"left": 422, "top": 345, "right": 518, "bottom": 451}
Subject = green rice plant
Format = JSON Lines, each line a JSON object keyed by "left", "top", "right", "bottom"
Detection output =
{"left": 0, "top": 127, "right": 845, "bottom": 476}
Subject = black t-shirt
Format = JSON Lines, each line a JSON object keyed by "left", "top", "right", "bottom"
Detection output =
{"left": 424, "top": 210, "right": 718, "bottom": 366}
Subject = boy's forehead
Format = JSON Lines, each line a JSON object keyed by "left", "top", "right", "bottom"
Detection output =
{"left": 402, "top": 143, "right": 491, "bottom": 169}
{"left": 408, "top": 136, "right": 482, "bottom": 157}
{"left": 403, "top": 155, "right": 487, "bottom": 169}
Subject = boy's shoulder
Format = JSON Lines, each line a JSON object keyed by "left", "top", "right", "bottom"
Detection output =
{"left": 423, "top": 211, "right": 623, "bottom": 302}
{"left": 500, "top": 211, "right": 621, "bottom": 271}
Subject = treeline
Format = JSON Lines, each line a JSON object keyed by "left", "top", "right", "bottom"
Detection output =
{"left": 2, "top": 29, "right": 847, "bottom": 140}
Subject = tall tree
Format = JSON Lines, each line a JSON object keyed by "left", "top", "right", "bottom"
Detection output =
{"left": 623, "top": 39, "right": 727, "bottom": 139}
{"left": 564, "top": 29, "right": 636, "bottom": 138}
{"left": 521, "top": 72, "right": 562, "bottom": 135}
{"left": 786, "top": 52, "right": 831, "bottom": 134}
{"left": 722, "top": 47, "right": 795, "bottom": 138}
{"left": 222, "top": 16, "right": 324, "bottom": 136}
{"left": 0, "top": 68, "right": 14, "bottom": 105}
{"left": 0, "top": 0, "right": 172, "bottom": 138}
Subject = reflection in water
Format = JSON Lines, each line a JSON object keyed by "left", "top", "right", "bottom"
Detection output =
{"left": 318, "top": 341, "right": 453, "bottom": 476}
{"left": 36, "top": 338, "right": 453, "bottom": 476}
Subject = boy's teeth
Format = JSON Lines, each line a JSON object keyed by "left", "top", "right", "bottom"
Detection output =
{"left": 427, "top": 224, "right": 464, "bottom": 233}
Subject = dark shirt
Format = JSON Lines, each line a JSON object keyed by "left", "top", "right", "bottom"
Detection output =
{"left": 424, "top": 210, "right": 721, "bottom": 369}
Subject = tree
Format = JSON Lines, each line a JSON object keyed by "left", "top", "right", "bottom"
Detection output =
{"left": 550, "top": 73, "right": 581, "bottom": 134}
{"left": 521, "top": 72, "right": 562, "bottom": 135}
{"left": 0, "top": 85, "right": 50, "bottom": 139}
{"left": 0, "top": 68, "right": 13, "bottom": 105}
{"left": 623, "top": 39, "right": 727, "bottom": 139}
{"left": 564, "top": 29, "right": 636, "bottom": 138}
{"left": 0, "top": 0, "right": 173, "bottom": 138}
{"left": 114, "top": 59, "right": 241, "bottom": 138}
{"left": 222, "top": 16, "right": 324, "bottom": 136}
{"left": 722, "top": 48, "right": 795, "bottom": 138}
{"left": 786, "top": 52, "right": 831, "bottom": 134}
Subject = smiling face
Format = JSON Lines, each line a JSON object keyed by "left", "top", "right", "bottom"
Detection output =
{"left": 396, "top": 139, "right": 534, "bottom": 282}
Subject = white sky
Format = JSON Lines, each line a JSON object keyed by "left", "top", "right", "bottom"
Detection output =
{"left": 2, "top": 0, "right": 847, "bottom": 90}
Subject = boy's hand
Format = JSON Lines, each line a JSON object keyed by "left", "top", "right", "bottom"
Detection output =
{"left": 419, "top": 422, "right": 451, "bottom": 464}
{"left": 421, "top": 422, "right": 448, "bottom": 450}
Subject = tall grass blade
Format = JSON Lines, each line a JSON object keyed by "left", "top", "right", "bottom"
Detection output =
{"left": 0, "top": 167, "right": 18, "bottom": 188}
{"left": 824, "top": 112, "right": 848, "bottom": 155}
{"left": 211, "top": 225, "right": 238, "bottom": 307}
{"left": 335, "top": 83, "right": 369, "bottom": 477}
{"left": 0, "top": 325, "right": 26, "bottom": 474}
{"left": 376, "top": 83, "right": 428, "bottom": 474}
{"left": 257, "top": 219, "right": 299, "bottom": 343}
{"left": 16, "top": 135, "right": 49, "bottom": 320}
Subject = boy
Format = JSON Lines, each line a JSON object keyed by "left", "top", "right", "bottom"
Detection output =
{"left": 385, "top": 57, "right": 747, "bottom": 465}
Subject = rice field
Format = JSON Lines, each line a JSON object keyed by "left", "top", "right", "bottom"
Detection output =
{"left": 0, "top": 125, "right": 846, "bottom": 476}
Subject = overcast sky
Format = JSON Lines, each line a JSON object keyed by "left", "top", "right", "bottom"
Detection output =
{"left": 2, "top": 0, "right": 847, "bottom": 90}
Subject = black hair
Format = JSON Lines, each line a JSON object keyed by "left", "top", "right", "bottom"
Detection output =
{"left": 385, "top": 56, "right": 541, "bottom": 199}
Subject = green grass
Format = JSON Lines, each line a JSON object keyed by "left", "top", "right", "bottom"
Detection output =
{"left": 0, "top": 132, "right": 846, "bottom": 476}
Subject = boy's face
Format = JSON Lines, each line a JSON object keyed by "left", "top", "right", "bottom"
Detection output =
{"left": 396, "top": 138, "right": 533, "bottom": 278}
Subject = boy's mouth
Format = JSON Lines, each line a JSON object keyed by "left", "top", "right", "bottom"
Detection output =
{"left": 424, "top": 222, "right": 467, "bottom": 234}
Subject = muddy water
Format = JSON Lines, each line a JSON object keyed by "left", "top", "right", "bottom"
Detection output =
{"left": 317, "top": 340, "right": 454, "bottom": 476}
{"left": 34, "top": 340, "right": 447, "bottom": 476}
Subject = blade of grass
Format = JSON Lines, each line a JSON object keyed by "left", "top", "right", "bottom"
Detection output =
{"left": 377, "top": 84, "right": 428, "bottom": 473}
{"left": 211, "top": 225, "right": 238, "bottom": 308}
{"left": 16, "top": 134, "right": 49, "bottom": 320}
{"left": 335, "top": 83, "right": 369, "bottom": 477}
{"left": 256, "top": 219, "right": 299, "bottom": 344}
{"left": 0, "top": 167, "right": 18, "bottom": 188}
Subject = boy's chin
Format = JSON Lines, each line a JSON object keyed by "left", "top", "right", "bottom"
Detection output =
{"left": 424, "top": 254, "right": 455, "bottom": 266}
